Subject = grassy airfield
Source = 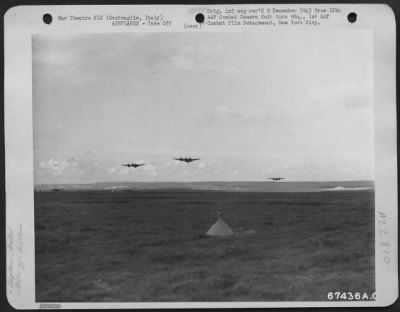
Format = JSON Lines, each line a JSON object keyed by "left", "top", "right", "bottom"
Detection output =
{"left": 35, "top": 189, "right": 374, "bottom": 301}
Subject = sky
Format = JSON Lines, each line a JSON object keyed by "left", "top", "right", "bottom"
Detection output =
{"left": 33, "top": 31, "right": 373, "bottom": 184}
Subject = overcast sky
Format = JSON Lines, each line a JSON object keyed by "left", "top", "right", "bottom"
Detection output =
{"left": 33, "top": 31, "right": 373, "bottom": 184}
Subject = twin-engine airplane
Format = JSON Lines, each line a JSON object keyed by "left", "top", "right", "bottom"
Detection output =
{"left": 122, "top": 163, "right": 145, "bottom": 168}
{"left": 269, "top": 177, "right": 286, "bottom": 181}
{"left": 122, "top": 158, "right": 200, "bottom": 167}
{"left": 174, "top": 157, "right": 200, "bottom": 163}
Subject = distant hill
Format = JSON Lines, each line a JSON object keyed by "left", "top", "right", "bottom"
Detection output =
{"left": 34, "top": 180, "right": 374, "bottom": 193}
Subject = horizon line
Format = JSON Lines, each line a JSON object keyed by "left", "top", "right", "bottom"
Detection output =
{"left": 34, "top": 179, "right": 375, "bottom": 186}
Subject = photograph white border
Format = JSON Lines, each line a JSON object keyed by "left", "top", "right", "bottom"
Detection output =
{"left": 4, "top": 4, "right": 397, "bottom": 309}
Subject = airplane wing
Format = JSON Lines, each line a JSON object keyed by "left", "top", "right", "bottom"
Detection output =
{"left": 192, "top": 158, "right": 200, "bottom": 161}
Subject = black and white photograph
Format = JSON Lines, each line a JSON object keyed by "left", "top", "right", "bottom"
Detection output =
{"left": 4, "top": 4, "right": 397, "bottom": 308}
{"left": 32, "top": 30, "right": 376, "bottom": 302}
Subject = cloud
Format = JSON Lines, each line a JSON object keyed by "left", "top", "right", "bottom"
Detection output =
{"left": 167, "top": 43, "right": 215, "bottom": 72}
{"left": 169, "top": 54, "right": 195, "bottom": 70}
{"left": 37, "top": 156, "right": 103, "bottom": 182}
{"left": 223, "top": 66, "right": 238, "bottom": 74}
{"left": 107, "top": 167, "right": 118, "bottom": 174}
{"left": 309, "top": 83, "right": 372, "bottom": 111}
{"left": 215, "top": 105, "right": 271, "bottom": 124}
{"left": 39, "top": 158, "right": 78, "bottom": 175}
{"left": 283, "top": 163, "right": 291, "bottom": 170}
{"left": 216, "top": 106, "right": 228, "bottom": 114}
{"left": 142, "top": 163, "right": 159, "bottom": 176}
{"left": 117, "top": 167, "right": 130, "bottom": 176}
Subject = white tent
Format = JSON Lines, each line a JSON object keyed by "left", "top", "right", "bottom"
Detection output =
{"left": 206, "top": 216, "right": 234, "bottom": 236}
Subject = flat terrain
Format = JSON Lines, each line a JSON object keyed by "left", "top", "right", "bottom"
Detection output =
{"left": 35, "top": 190, "right": 375, "bottom": 302}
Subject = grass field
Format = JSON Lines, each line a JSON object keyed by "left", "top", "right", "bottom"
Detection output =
{"left": 35, "top": 189, "right": 375, "bottom": 302}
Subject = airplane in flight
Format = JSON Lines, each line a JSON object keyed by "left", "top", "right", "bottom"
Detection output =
{"left": 268, "top": 177, "right": 286, "bottom": 181}
{"left": 121, "top": 163, "right": 145, "bottom": 168}
{"left": 174, "top": 157, "right": 200, "bottom": 163}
